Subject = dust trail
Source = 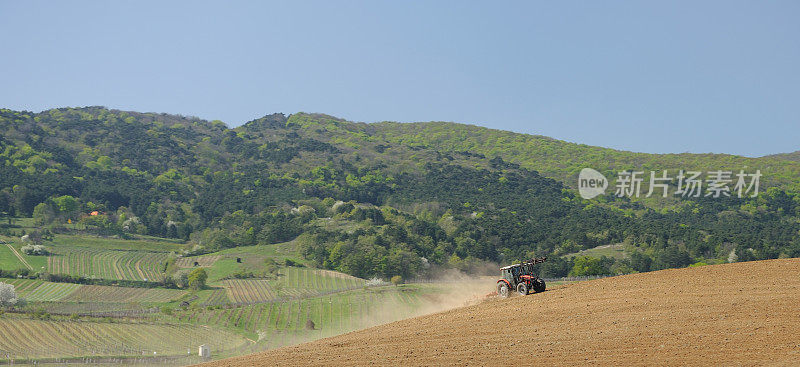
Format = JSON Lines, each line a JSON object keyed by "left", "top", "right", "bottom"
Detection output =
{"left": 248, "top": 275, "right": 499, "bottom": 355}
{"left": 350, "top": 275, "right": 497, "bottom": 331}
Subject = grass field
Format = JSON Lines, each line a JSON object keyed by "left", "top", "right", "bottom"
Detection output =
{"left": 0, "top": 316, "right": 249, "bottom": 360}
{"left": 205, "top": 244, "right": 307, "bottom": 282}
{"left": 565, "top": 243, "right": 627, "bottom": 260}
{"left": 52, "top": 233, "right": 185, "bottom": 252}
{"left": 0, "top": 242, "right": 25, "bottom": 269}
{"left": 0, "top": 237, "right": 49, "bottom": 271}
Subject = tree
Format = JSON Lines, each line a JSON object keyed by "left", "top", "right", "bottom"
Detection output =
{"left": 32, "top": 202, "right": 54, "bottom": 226}
{"left": 568, "top": 256, "right": 610, "bottom": 277}
{"left": 629, "top": 251, "right": 652, "bottom": 272}
{"left": 0, "top": 189, "right": 12, "bottom": 224}
{"left": 187, "top": 268, "right": 208, "bottom": 290}
{"left": 52, "top": 195, "right": 79, "bottom": 220}
{"left": 654, "top": 247, "right": 692, "bottom": 270}
{"left": 390, "top": 275, "right": 403, "bottom": 286}
{"left": 0, "top": 282, "right": 18, "bottom": 307}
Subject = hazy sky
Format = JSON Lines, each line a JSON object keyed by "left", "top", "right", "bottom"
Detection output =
{"left": 1, "top": 1, "right": 798, "bottom": 157}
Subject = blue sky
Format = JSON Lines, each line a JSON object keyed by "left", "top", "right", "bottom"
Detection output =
{"left": 1, "top": 1, "right": 798, "bottom": 157}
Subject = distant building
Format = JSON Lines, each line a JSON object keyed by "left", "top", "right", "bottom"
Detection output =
{"left": 199, "top": 344, "right": 210, "bottom": 358}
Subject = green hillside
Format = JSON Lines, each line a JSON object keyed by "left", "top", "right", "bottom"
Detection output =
{"left": 370, "top": 120, "right": 800, "bottom": 191}
{"left": 766, "top": 150, "right": 800, "bottom": 162}
{"left": 1, "top": 107, "right": 799, "bottom": 281}
{"left": 2, "top": 106, "right": 800, "bottom": 363}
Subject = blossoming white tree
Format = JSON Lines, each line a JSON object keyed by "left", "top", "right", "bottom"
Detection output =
{"left": 0, "top": 282, "right": 18, "bottom": 307}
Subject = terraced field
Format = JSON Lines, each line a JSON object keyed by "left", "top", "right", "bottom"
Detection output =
{"left": 1, "top": 278, "right": 185, "bottom": 303}
{"left": 0, "top": 278, "right": 187, "bottom": 303}
{"left": 177, "top": 255, "right": 221, "bottom": 268}
{"left": 278, "top": 267, "right": 365, "bottom": 296}
{"left": 62, "top": 285, "right": 186, "bottom": 303}
{"left": 2, "top": 278, "right": 81, "bottom": 302}
{"left": 217, "top": 267, "right": 366, "bottom": 306}
{"left": 47, "top": 247, "right": 168, "bottom": 281}
{"left": 224, "top": 279, "right": 276, "bottom": 304}
{"left": 197, "top": 288, "right": 230, "bottom": 305}
{"left": 0, "top": 317, "right": 249, "bottom": 360}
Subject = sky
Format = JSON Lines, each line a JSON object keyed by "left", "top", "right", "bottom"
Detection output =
{"left": 1, "top": 1, "right": 798, "bottom": 157}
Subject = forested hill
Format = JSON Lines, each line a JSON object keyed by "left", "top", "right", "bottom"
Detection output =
{"left": 1, "top": 107, "right": 799, "bottom": 279}
{"left": 369, "top": 121, "right": 800, "bottom": 192}
{"left": 766, "top": 151, "right": 800, "bottom": 163}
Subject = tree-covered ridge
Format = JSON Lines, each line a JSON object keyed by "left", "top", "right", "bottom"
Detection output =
{"left": 766, "top": 150, "right": 800, "bottom": 163}
{"left": 1, "top": 107, "right": 799, "bottom": 280}
{"left": 370, "top": 120, "right": 800, "bottom": 192}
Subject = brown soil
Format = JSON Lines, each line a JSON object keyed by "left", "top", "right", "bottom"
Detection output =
{"left": 198, "top": 258, "right": 800, "bottom": 366}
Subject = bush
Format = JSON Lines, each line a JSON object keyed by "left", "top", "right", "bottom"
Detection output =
{"left": 21, "top": 244, "right": 49, "bottom": 256}
{"left": 390, "top": 275, "right": 403, "bottom": 286}
{"left": 568, "top": 256, "right": 611, "bottom": 277}
{"left": 187, "top": 268, "right": 208, "bottom": 290}
{"left": 285, "top": 259, "right": 303, "bottom": 267}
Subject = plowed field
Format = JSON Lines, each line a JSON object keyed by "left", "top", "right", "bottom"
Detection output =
{"left": 199, "top": 259, "right": 800, "bottom": 366}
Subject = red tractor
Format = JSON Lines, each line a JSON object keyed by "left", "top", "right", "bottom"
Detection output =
{"left": 496, "top": 257, "right": 547, "bottom": 298}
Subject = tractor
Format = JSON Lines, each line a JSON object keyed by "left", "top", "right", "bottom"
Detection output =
{"left": 496, "top": 257, "right": 547, "bottom": 297}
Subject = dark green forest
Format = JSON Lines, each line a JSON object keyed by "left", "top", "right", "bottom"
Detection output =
{"left": 2, "top": 107, "right": 799, "bottom": 279}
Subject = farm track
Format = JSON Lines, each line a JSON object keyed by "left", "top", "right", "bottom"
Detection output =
{"left": 199, "top": 258, "right": 800, "bottom": 367}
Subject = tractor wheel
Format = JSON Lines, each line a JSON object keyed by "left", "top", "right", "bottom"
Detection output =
{"left": 517, "top": 282, "right": 529, "bottom": 295}
{"left": 497, "top": 282, "right": 509, "bottom": 298}
{"left": 533, "top": 279, "right": 546, "bottom": 293}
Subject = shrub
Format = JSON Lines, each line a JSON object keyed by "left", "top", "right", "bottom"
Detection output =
{"left": 390, "top": 275, "right": 403, "bottom": 286}
{"left": 366, "top": 277, "right": 387, "bottom": 287}
{"left": 568, "top": 256, "right": 611, "bottom": 277}
{"left": 187, "top": 268, "right": 208, "bottom": 290}
{"left": 21, "top": 244, "right": 49, "bottom": 256}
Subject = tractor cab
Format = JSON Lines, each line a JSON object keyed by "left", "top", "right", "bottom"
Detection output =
{"left": 496, "top": 257, "right": 547, "bottom": 298}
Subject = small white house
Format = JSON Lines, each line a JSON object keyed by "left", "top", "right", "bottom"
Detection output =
{"left": 199, "top": 344, "right": 210, "bottom": 358}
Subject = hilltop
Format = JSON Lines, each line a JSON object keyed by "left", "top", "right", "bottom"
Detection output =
{"left": 198, "top": 258, "right": 800, "bottom": 366}
{"left": 767, "top": 150, "right": 800, "bottom": 163}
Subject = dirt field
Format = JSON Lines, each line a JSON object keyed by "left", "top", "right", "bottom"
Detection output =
{"left": 198, "top": 259, "right": 800, "bottom": 366}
